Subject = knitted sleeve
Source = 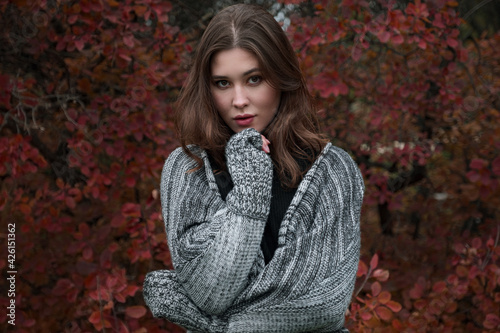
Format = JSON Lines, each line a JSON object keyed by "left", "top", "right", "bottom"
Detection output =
{"left": 225, "top": 146, "right": 364, "bottom": 332}
{"left": 149, "top": 128, "right": 273, "bottom": 317}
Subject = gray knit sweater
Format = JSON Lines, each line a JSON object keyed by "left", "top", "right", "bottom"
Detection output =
{"left": 143, "top": 128, "right": 364, "bottom": 332}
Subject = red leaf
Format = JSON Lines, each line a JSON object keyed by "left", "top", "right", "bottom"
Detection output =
{"left": 446, "top": 37, "right": 459, "bottom": 48}
{"left": 116, "top": 320, "right": 130, "bottom": 333}
{"left": 69, "top": 188, "right": 82, "bottom": 200}
{"left": 91, "top": 186, "right": 100, "bottom": 199}
{"left": 375, "top": 306, "right": 393, "bottom": 321}
{"left": 53, "top": 279, "right": 74, "bottom": 296}
{"left": 123, "top": 35, "right": 135, "bottom": 48}
{"left": 68, "top": 14, "right": 79, "bottom": 24}
{"left": 65, "top": 196, "right": 76, "bottom": 209}
{"left": 370, "top": 254, "right": 379, "bottom": 269}
{"left": 115, "top": 292, "right": 126, "bottom": 303}
{"left": 18, "top": 203, "right": 32, "bottom": 215}
{"left": 391, "top": 34, "right": 404, "bottom": 45}
{"left": 386, "top": 300, "right": 402, "bottom": 312}
{"left": 125, "top": 305, "right": 147, "bottom": 319}
{"left": 371, "top": 281, "right": 382, "bottom": 296}
{"left": 357, "top": 260, "right": 368, "bottom": 277}
{"left": 432, "top": 281, "right": 447, "bottom": 293}
{"left": 133, "top": 5, "right": 148, "bottom": 17}
{"left": 445, "top": 301, "right": 458, "bottom": 314}
{"left": 409, "top": 282, "right": 424, "bottom": 299}
{"left": 118, "top": 51, "right": 132, "bottom": 62}
{"left": 414, "top": 299, "right": 427, "bottom": 310}
{"left": 332, "top": 82, "right": 349, "bottom": 96}
{"left": 106, "top": 275, "right": 118, "bottom": 289}
{"left": 377, "top": 30, "right": 391, "bottom": 43}
{"left": 471, "top": 237, "right": 482, "bottom": 249}
{"left": 466, "top": 171, "right": 480, "bottom": 182}
{"left": 100, "top": 249, "right": 112, "bottom": 268}
{"left": 122, "top": 202, "right": 141, "bottom": 217}
{"left": 125, "top": 176, "right": 136, "bottom": 187}
{"left": 352, "top": 44, "right": 363, "bottom": 61}
{"left": 377, "top": 291, "right": 391, "bottom": 304}
{"left": 89, "top": 311, "right": 111, "bottom": 330}
{"left": 75, "top": 39, "right": 85, "bottom": 51}
{"left": 373, "top": 269, "right": 389, "bottom": 281}
{"left": 392, "top": 318, "right": 404, "bottom": 330}
{"left": 360, "top": 311, "right": 372, "bottom": 321}
{"left": 433, "top": 13, "right": 446, "bottom": 28}
{"left": 483, "top": 314, "right": 500, "bottom": 329}
{"left": 470, "top": 158, "right": 487, "bottom": 170}
{"left": 122, "top": 284, "right": 139, "bottom": 297}
{"left": 89, "top": 311, "right": 101, "bottom": 324}
{"left": 418, "top": 39, "right": 427, "bottom": 50}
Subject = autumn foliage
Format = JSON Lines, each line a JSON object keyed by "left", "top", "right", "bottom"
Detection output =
{"left": 0, "top": 0, "right": 499, "bottom": 332}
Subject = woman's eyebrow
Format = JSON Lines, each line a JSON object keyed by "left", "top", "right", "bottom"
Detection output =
{"left": 212, "top": 68, "right": 260, "bottom": 80}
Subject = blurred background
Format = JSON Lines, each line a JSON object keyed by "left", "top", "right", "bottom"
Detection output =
{"left": 0, "top": 0, "right": 499, "bottom": 331}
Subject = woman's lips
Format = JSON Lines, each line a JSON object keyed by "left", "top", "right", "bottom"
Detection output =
{"left": 234, "top": 114, "right": 255, "bottom": 126}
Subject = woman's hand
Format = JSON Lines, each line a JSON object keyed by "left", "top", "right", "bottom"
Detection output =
{"left": 261, "top": 135, "right": 270, "bottom": 154}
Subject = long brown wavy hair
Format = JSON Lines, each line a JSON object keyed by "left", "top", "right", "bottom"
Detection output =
{"left": 175, "top": 4, "right": 328, "bottom": 188}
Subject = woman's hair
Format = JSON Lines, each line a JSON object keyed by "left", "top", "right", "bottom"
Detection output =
{"left": 175, "top": 4, "right": 328, "bottom": 188}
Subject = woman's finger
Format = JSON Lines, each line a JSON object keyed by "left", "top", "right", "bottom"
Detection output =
{"left": 261, "top": 134, "right": 270, "bottom": 154}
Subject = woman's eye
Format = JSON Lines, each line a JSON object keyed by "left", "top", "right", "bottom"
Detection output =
{"left": 248, "top": 76, "right": 262, "bottom": 85}
{"left": 216, "top": 80, "right": 229, "bottom": 88}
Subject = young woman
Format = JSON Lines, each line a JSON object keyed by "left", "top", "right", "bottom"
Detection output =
{"left": 143, "top": 4, "right": 364, "bottom": 332}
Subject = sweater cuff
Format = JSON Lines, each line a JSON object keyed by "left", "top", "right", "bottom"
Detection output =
{"left": 143, "top": 270, "right": 225, "bottom": 331}
{"left": 225, "top": 129, "right": 273, "bottom": 219}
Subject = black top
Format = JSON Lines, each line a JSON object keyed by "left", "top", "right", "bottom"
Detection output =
{"left": 209, "top": 154, "right": 310, "bottom": 264}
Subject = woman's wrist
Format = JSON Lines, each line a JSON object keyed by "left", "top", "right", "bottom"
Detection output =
{"left": 225, "top": 128, "right": 273, "bottom": 185}
{"left": 225, "top": 128, "right": 273, "bottom": 219}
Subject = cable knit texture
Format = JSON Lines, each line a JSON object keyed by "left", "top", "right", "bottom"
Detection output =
{"left": 143, "top": 128, "right": 365, "bottom": 332}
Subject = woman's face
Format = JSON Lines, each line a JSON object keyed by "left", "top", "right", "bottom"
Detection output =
{"left": 210, "top": 48, "right": 281, "bottom": 133}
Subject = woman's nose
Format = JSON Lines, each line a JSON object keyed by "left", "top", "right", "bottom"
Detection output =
{"left": 232, "top": 85, "right": 249, "bottom": 108}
